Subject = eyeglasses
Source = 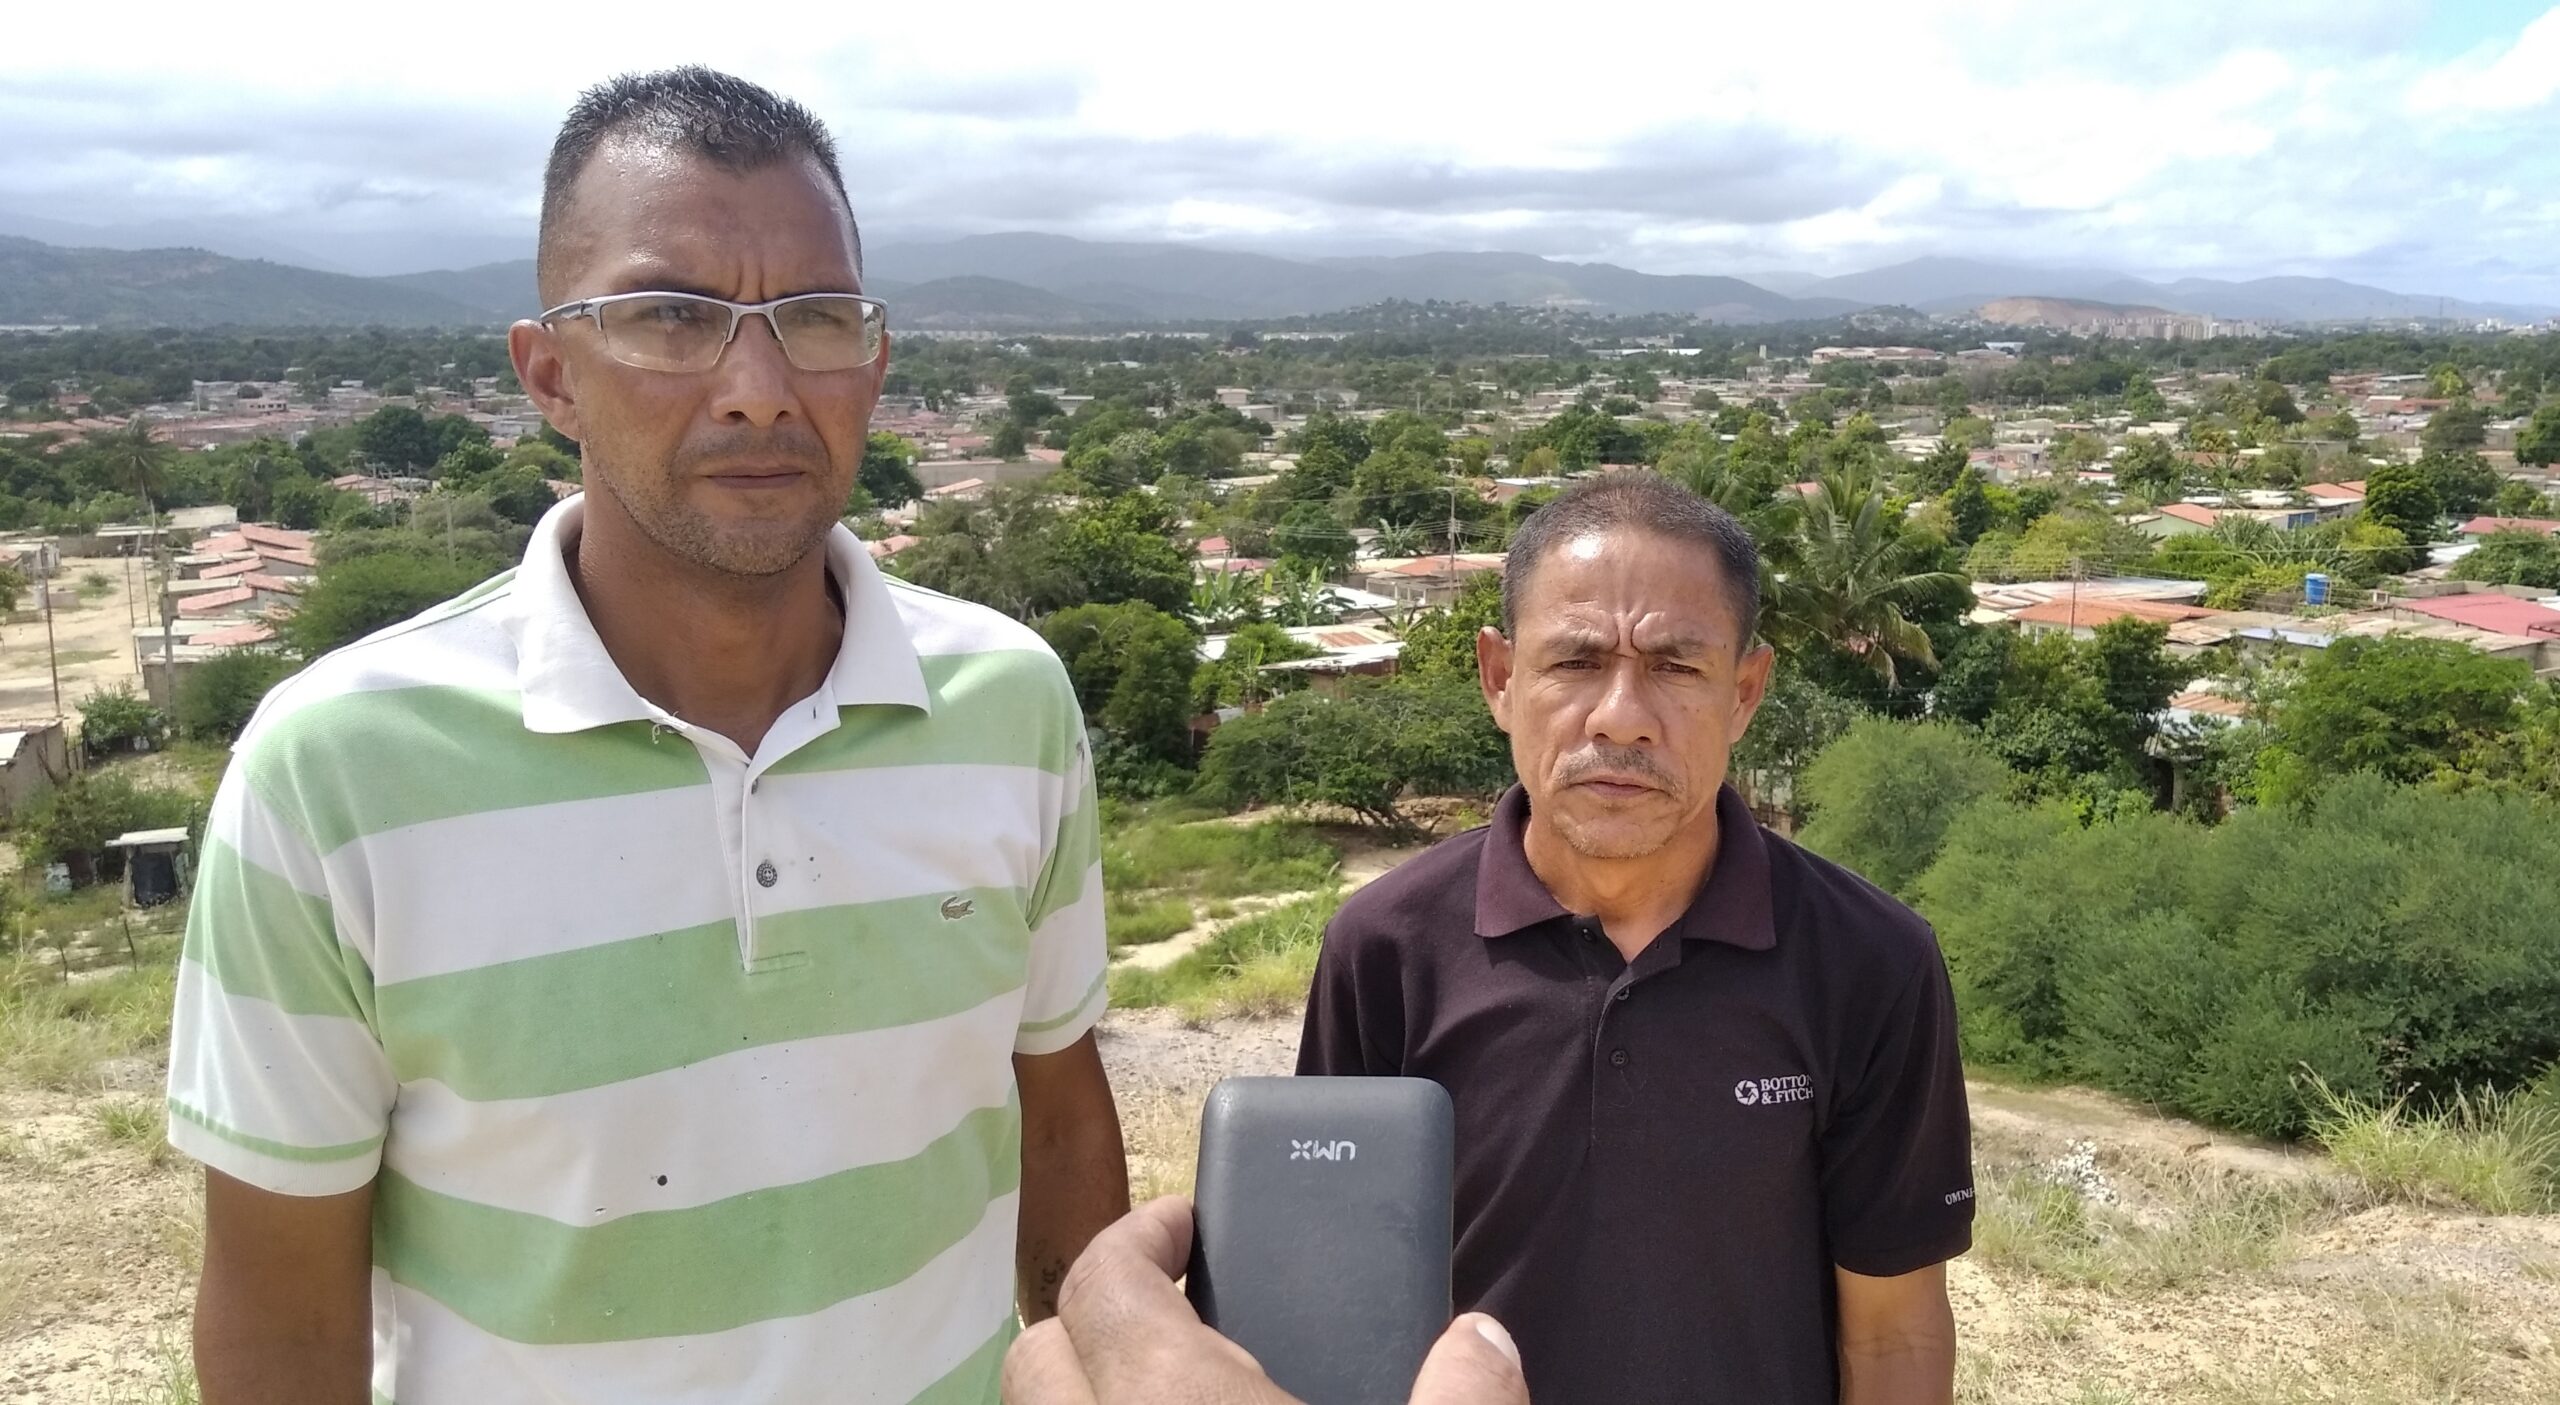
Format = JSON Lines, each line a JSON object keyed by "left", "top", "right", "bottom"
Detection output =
{"left": 539, "top": 290, "right": 889, "bottom": 373}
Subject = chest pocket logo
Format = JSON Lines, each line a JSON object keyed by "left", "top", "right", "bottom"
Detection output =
{"left": 1734, "top": 1074, "right": 1812, "bottom": 1106}
{"left": 940, "top": 895, "right": 975, "bottom": 920}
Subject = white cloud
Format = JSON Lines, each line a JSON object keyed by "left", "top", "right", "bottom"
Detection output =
{"left": 3, "top": 0, "right": 2557, "bottom": 302}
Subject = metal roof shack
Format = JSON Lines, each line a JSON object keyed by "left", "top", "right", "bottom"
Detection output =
{"left": 2389, "top": 593, "right": 2560, "bottom": 640}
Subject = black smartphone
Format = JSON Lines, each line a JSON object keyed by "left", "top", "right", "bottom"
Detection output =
{"left": 1185, "top": 1075, "right": 1455, "bottom": 1405}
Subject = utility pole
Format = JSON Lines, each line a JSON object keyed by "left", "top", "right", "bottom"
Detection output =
{"left": 1445, "top": 474, "right": 1461, "bottom": 593}
{"left": 40, "top": 560, "right": 60, "bottom": 716}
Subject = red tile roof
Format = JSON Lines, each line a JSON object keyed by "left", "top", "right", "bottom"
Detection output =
{"left": 193, "top": 622, "right": 276, "bottom": 648}
{"left": 2456, "top": 516, "right": 2560, "bottom": 538}
{"left": 240, "top": 523, "right": 313, "bottom": 550}
{"left": 176, "top": 586, "right": 255, "bottom": 616}
{"left": 242, "top": 573, "right": 303, "bottom": 594}
{"left": 2395, "top": 593, "right": 2560, "bottom": 638}
{"left": 199, "top": 559, "right": 261, "bottom": 580}
{"left": 2156, "top": 502, "right": 2219, "bottom": 526}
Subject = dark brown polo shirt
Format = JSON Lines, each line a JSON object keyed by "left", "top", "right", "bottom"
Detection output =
{"left": 1297, "top": 783, "right": 1973, "bottom": 1405}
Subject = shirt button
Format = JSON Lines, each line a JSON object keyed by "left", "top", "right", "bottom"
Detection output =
{"left": 1613, "top": 986, "right": 1632, "bottom": 1002}
{"left": 755, "top": 861, "right": 778, "bottom": 888}
{"left": 1609, "top": 1048, "right": 1629, "bottom": 1068}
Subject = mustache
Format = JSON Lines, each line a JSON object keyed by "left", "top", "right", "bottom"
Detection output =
{"left": 673, "top": 425, "right": 830, "bottom": 472}
{"left": 1558, "top": 746, "right": 1678, "bottom": 792}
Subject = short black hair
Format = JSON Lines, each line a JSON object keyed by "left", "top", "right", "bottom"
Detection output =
{"left": 1502, "top": 470, "right": 1762, "bottom": 648}
{"left": 536, "top": 66, "right": 860, "bottom": 301}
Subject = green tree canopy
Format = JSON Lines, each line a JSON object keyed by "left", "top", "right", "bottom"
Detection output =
{"left": 2517, "top": 403, "right": 2560, "bottom": 468}
{"left": 859, "top": 431, "right": 923, "bottom": 508}
{"left": 1394, "top": 571, "right": 1503, "bottom": 685}
{"left": 1053, "top": 494, "right": 1194, "bottom": 617}
{"left": 286, "top": 549, "right": 496, "bottom": 657}
{"left": 1040, "top": 601, "right": 1200, "bottom": 769}
{"left": 2255, "top": 635, "right": 2528, "bottom": 802}
{"left": 2457, "top": 530, "right": 2560, "bottom": 590}
{"left": 2114, "top": 434, "right": 2183, "bottom": 503}
{"left": 1796, "top": 717, "right": 2009, "bottom": 896}
{"left": 2416, "top": 450, "right": 2500, "bottom": 518}
{"left": 2359, "top": 461, "right": 2442, "bottom": 544}
{"left": 2419, "top": 399, "right": 2488, "bottom": 457}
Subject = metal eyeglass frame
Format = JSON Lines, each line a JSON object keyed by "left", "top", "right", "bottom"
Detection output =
{"left": 537, "top": 290, "right": 890, "bottom": 372}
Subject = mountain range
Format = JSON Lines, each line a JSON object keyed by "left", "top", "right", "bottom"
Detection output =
{"left": 1, "top": 232, "right": 2547, "bottom": 331}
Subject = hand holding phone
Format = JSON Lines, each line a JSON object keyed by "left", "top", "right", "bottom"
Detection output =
{"left": 999, "top": 1196, "right": 1523, "bottom": 1405}
{"left": 1184, "top": 1076, "right": 1458, "bottom": 1405}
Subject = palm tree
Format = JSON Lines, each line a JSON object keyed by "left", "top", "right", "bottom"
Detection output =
{"left": 94, "top": 416, "right": 171, "bottom": 521}
{"left": 1761, "top": 470, "right": 1966, "bottom": 689}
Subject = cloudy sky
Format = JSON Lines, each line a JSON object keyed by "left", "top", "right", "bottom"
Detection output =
{"left": 8, "top": 0, "right": 2560, "bottom": 302}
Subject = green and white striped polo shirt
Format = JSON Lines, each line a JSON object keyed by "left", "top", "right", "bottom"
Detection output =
{"left": 166, "top": 496, "right": 1108, "bottom": 1404}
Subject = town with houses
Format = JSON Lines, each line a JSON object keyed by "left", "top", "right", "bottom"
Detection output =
{"left": 0, "top": 327, "right": 2557, "bottom": 797}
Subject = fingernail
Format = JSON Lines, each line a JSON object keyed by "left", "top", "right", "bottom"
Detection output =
{"left": 1470, "top": 1315, "right": 1521, "bottom": 1369}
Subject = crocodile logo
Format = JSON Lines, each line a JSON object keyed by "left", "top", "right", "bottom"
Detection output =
{"left": 940, "top": 896, "right": 975, "bottom": 920}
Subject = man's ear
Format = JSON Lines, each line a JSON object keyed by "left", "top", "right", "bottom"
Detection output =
{"left": 509, "top": 319, "right": 584, "bottom": 444}
{"left": 1475, "top": 627, "right": 1514, "bottom": 734}
{"left": 1730, "top": 642, "right": 1776, "bottom": 738}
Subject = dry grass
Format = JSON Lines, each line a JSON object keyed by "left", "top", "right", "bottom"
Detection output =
{"left": 93, "top": 1096, "right": 172, "bottom": 1166}
{"left": 2310, "top": 1081, "right": 2560, "bottom": 1215}
{"left": 80, "top": 1334, "right": 199, "bottom": 1405}
{"left": 0, "top": 953, "right": 178, "bottom": 1092}
{"left": 2187, "top": 1287, "right": 2516, "bottom": 1405}
{"left": 1969, "top": 1135, "right": 2351, "bottom": 1294}
{"left": 1119, "top": 1087, "right": 1205, "bottom": 1204}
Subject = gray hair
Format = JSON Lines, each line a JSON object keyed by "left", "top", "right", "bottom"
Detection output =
{"left": 1502, "top": 470, "right": 1761, "bottom": 647}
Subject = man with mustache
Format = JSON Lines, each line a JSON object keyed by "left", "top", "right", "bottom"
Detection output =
{"left": 169, "top": 68, "right": 1127, "bottom": 1403}
{"left": 1299, "top": 472, "right": 1973, "bottom": 1405}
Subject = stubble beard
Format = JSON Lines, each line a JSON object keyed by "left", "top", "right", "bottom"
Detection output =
{"left": 590, "top": 447, "right": 838, "bottom": 580}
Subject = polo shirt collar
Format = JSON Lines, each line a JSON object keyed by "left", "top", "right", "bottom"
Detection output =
{"left": 509, "top": 494, "right": 931, "bottom": 735}
{"left": 1473, "top": 781, "right": 1777, "bottom": 950}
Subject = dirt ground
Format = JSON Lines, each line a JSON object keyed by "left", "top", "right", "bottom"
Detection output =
{"left": 0, "top": 554, "right": 155, "bottom": 720}
{"left": 1102, "top": 1010, "right": 2560, "bottom": 1405}
{"left": 4, "top": 1013, "right": 2558, "bottom": 1401}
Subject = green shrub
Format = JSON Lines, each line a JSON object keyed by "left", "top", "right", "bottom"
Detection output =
{"left": 18, "top": 773, "right": 206, "bottom": 884}
{"left": 1797, "top": 717, "right": 2010, "bottom": 895}
{"left": 1913, "top": 774, "right": 2560, "bottom": 1139}
{"left": 77, "top": 685, "right": 165, "bottom": 753}
{"left": 287, "top": 548, "right": 493, "bottom": 657}
{"left": 1196, "top": 672, "right": 1510, "bottom": 832}
{"left": 173, "top": 649, "right": 300, "bottom": 742}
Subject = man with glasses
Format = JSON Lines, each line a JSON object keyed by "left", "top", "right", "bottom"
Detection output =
{"left": 168, "top": 67, "right": 1129, "bottom": 1403}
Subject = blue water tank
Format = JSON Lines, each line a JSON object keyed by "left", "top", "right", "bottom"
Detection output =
{"left": 2304, "top": 572, "right": 2330, "bottom": 605}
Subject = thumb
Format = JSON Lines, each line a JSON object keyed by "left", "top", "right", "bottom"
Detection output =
{"left": 1408, "top": 1313, "right": 1529, "bottom": 1405}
